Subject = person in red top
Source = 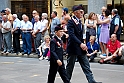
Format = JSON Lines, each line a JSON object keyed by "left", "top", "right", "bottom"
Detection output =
{"left": 99, "top": 34, "right": 121, "bottom": 64}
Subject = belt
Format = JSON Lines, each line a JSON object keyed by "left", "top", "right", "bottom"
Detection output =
{"left": 22, "top": 31, "right": 31, "bottom": 33}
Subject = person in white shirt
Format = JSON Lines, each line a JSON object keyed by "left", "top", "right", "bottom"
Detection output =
{"left": 40, "top": 13, "right": 49, "bottom": 42}
{"left": 11, "top": 14, "right": 21, "bottom": 55}
{"left": 0, "top": 15, "right": 12, "bottom": 55}
{"left": 32, "top": 15, "right": 42, "bottom": 56}
{"left": 21, "top": 15, "right": 33, "bottom": 56}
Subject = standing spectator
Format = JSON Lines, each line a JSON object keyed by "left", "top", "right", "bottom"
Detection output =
{"left": 110, "top": 9, "right": 122, "bottom": 41}
{"left": 0, "top": 10, "right": 6, "bottom": 51}
{"left": 85, "top": 12, "right": 97, "bottom": 44}
{"left": 31, "top": 10, "right": 38, "bottom": 26}
{"left": 31, "top": 10, "right": 38, "bottom": 52}
{"left": 47, "top": 24, "right": 69, "bottom": 83}
{"left": 97, "top": 6, "right": 107, "bottom": 42}
{"left": 97, "top": 9, "right": 110, "bottom": 57}
{"left": 32, "top": 15, "right": 41, "bottom": 56}
{"left": 0, "top": 15, "right": 12, "bottom": 55}
{"left": 99, "top": 34, "right": 121, "bottom": 64}
{"left": 11, "top": 14, "right": 21, "bottom": 55}
{"left": 5, "top": 8, "right": 13, "bottom": 23}
{"left": 60, "top": 7, "right": 71, "bottom": 24}
{"left": 83, "top": 14, "right": 89, "bottom": 43}
{"left": 87, "top": 36, "right": 99, "bottom": 62}
{"left": 50, "top": 11, "right": 60, "bottom": 38}
{"left": 40, "top": 13, "right": 49, "bottom": 42}
{"left": 21, "top": 15, "right": 32, "bottom": 56}
{"left": 66, "top": 4, "right": 101, "bottom": 83}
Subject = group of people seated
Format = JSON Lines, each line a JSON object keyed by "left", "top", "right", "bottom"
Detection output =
{"left": 86, "top": 34, "right": 123, "bottom": 64}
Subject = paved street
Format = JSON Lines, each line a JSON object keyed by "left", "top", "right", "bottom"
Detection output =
{"left": 0, "top": 56, "right": 124, "bottom": 83}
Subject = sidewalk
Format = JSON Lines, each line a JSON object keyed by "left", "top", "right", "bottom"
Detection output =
{"left": 0, "top": 51, "right": 124, "bottom": 64}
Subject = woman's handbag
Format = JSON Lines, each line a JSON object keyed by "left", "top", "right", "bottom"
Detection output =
{"left": 89, "top": 28, "right": 96, "bottom": 36}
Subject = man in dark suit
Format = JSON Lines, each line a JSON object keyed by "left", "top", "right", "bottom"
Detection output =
{"left": 47, "top": 24, "right": 70, "bottom": 83}
{"left": 66, "top": 4, "right": 101, "bottom": 83}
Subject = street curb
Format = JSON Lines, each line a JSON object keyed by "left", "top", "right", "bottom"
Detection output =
{"left": 0, "top": 52, "right": 124, "bottom": 64}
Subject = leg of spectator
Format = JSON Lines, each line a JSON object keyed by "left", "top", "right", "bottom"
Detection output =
{"left": 22, "top": 33, "right": 27, "bottom": 53}
{"left": 3, "top": 35, "right": 7, "bottom": 52}
{"left": 89, "top": 54, "right": 97, "bottom": 61}
{"left": 5, "top": 32, "right": 12, "bottom": 52}
{"left": 35, "top": 33, "right": 41, "bottom": 53}
{"left": 100, "top": 42, "right": 105, "bottom": 54}
{"left": 86, "top": 32, "right": 90, "bottom": 44}
{"left": 25, "top": 33, "right": 32, "bottom": 54}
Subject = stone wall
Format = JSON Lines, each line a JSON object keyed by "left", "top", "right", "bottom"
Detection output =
{"left": 88, "top": 0, "right": 107, "bottom": 14}
{"left": 0, "top": 0, "right": 11, "bottom": 11}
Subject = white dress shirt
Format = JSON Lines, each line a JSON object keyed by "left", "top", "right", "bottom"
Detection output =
{"left": 40, "top": 19, "right": 48, "bottom": 32}
{"left": 33, "top": 21, "right": 41, "bottom": 32}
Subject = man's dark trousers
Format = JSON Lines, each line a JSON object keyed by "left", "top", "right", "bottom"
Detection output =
{"left": 66, "top": 54, "right": 96, "bottom": 83}
{"left": 13, "top": 33, "right": 20, "bottom": 52}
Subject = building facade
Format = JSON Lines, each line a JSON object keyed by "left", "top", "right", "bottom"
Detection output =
{"left": 0, "top": 0, "right": 124, "bottom": 40}
{"left": 0, "top": 0, "right": 124, "bottom": 19}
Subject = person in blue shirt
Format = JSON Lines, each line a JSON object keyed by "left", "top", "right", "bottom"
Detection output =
{"left": 110, "top": 9, "right": 122, "bottom": 41}
{"left": 12, "top": 14, "right": 21, "bottom": 55}
{"left": 87, "top": 36, "right": 99, "bottom": 62}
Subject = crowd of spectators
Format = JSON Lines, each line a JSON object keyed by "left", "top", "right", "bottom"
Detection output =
{"left": 0, "top": 6, "right": 123, "bottom": 63}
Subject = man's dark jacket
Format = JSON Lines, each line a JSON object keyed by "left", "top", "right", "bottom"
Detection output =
{"left": 67, "top": 16, "right": 86, "bottom": 56}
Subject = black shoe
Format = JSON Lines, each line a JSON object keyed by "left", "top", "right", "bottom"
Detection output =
{"left": 16, "top": 52, "right": 19, "bottom": 55}
{"left": 95, "top": 82, "right": 102, "bottom": 83}
{"left": 27, "top": 53, "right": 31, "bottom": 55}
{"left": 1, "top": 51, "right": 6, "bottom": 54}
{"left": 22, "top": 52, "right": 27, "bottom": 55}
{"left": 38, "top": 55, "right": 41, "bottom": 58}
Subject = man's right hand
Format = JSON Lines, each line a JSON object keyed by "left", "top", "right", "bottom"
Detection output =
{"left": 80, "top": 43, "right": 87, "bottom": 51}
{"left": 57, "top": 60, "right": 62, "bottom": 66}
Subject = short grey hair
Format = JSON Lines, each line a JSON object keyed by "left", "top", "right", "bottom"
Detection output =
{"left": 32, "top": 10, "right": 37, "bottom": 13}
{"left": 42, "top": 13, "right": 48, "bottom": 18}
{"left": 13, "top": 14, "right": 17, "bottom": 18}
{"left": 22, "top": 14, "right": 26, "bottom": 19}
{"left": 112, "top": 9, "right": 118, "bottom": 14}
{"left": 5, "top": 8, "right": 11, "bottom": 13}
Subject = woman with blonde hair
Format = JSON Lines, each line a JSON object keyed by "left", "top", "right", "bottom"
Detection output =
{"left": 87, "top": 36, "right": 99, "bottom": 62}
{"left": 38, "top": 35, "right": 50, "bottom": 60}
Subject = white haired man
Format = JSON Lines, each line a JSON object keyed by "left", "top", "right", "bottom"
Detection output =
{"left": 21, "top": 15, "right": 33, "bottom": 56}
{"left": 32, "top": 15, "right": 42, "bottom": 57}
{"left": 0, "top": 15, "right": 12, "bottom": 55}
{"left": 12, "top": 14, "right": 21, "bottom": 55}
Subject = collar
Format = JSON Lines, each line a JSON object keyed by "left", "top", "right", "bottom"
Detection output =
{"left": 53, "top": 16, "right": 57, "bottom": 20}
{"left": 54, "top": 35, "right": 61, "bottom": 41}
{"left": 72, "top": 16, "right": 80, "bottom": 25}
{"left": 56, "top": 35, "right": 61, "bottom": 40}
{"left": 14, "top": 18, "right": 18, "bottom": 22}
{"left": 74, "top": 16, "right": 80, "bottom": 22}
